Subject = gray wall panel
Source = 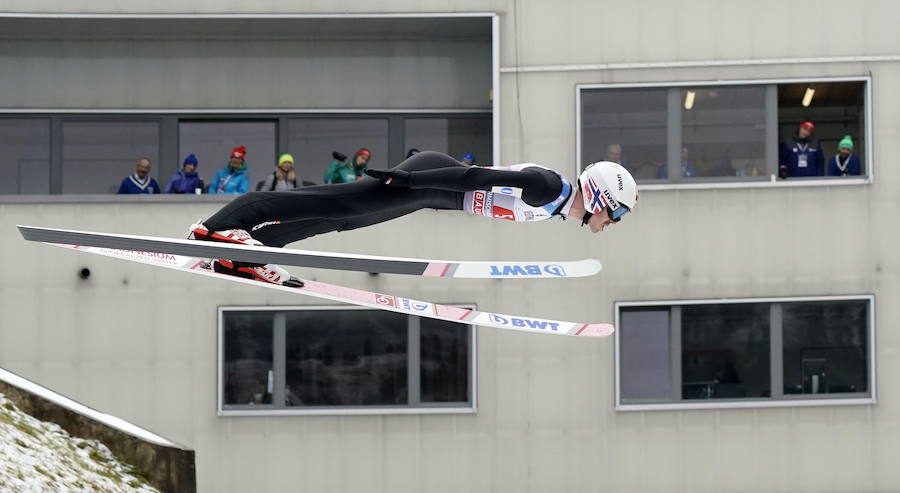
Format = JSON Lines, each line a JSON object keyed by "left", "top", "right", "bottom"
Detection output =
{"left": 0, "top": 38, "right": 491, "bottom": 110}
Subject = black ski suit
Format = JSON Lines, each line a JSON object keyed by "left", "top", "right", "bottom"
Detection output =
{"left": 203, "top": 151, "right": 565, "bottom": 247}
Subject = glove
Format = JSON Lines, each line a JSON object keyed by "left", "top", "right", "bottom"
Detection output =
{"left": 365, "top": 169, "right": 411, "bottom": 187}
{"left": 332, "top": 151, "right": 347, "bottom": 162}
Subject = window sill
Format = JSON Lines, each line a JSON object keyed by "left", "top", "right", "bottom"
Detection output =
{"left": 218, "top": 406, "right": 477, "bottom": 417}
{"left": 616, "top": 396, "right": 874, "bottom": 412}
{"left": 638, "top": 176, "right": 871, "bottom": 191}
{"left": 0, "top": 194, "right": 236, "bottom": 204}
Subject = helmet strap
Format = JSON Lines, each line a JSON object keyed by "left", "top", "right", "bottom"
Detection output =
{"left": 581, "top": 211, "right": 592, "bottom": 227}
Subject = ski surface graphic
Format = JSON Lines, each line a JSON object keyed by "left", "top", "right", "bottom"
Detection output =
{"left": 18, "top": 225, "right": 601, "bottom": 279}
{"left": 41, "top": 242, "right": 614, "bottom": 338}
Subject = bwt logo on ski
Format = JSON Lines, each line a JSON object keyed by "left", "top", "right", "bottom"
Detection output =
{"left": 488, "top": 264, "right": 567, "bottom": 277}
{"left": 488, "top": 314, "right": 560, "bottom": 331}
{"left": 399, "top": 297, "right": 433, "bottom": 314}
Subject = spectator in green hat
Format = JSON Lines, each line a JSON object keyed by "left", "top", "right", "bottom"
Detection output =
{"left": 827, "top": 135, "right": 861, "bottom": 176}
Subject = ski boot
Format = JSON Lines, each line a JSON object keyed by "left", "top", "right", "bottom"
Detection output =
{"left": 189, "top": 222, "right": 304, "bottom": 288}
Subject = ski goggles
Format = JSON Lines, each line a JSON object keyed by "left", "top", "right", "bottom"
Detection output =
{"left": 608, "top": 204, "right": 630, "bottom": 222}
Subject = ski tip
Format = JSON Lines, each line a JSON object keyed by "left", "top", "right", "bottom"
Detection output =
{"left": 574, "top": 323, "right": 615, "bottom": 337}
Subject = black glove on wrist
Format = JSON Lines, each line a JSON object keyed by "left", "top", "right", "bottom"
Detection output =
{"left": 365, "top": 169, "right": 412, "bottom": 187}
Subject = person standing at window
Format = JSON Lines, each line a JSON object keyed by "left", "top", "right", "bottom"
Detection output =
{"left": 827, "top": 135, "right": 861, "bottom": 176}
{"left": 164, "top": 153, "right": 204, "bottom": 194}
{"left": 779, "top": 121, "right": 824, "bottom": 178}
{"left": 117, "top": 158, "right": 160, "bottom": 194}
{"left": 209, "top": 146, "right": 250, "bottom": 194}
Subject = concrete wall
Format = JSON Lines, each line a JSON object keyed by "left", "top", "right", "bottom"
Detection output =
{"left": 0, "top": 1, "right": 899, "bottom": 492}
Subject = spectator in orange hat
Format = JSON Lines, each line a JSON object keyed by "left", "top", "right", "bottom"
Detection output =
{"left": 208, "top": 145, "right": 250, "bottom": 194}
{"left": 778, "top": 121, "right": 824, "bottom": 178}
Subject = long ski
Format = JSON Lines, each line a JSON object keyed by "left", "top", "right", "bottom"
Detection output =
{"left": 18, "top": 225, "right": 601, "bottom": 279}
{"left": 42, "top": 242, "right": 614, "bottom": 338}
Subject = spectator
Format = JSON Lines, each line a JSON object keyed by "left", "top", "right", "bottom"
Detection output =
{"left": 779, "top": 121, "right": 824, "bottom": 178}
{"left": 657, "top": 147, "right": 698, "bottom": 178}
{"left": 827, "top": 135, "right": 861, "bottom": 176}
{"left": 259, "top": 153, "right": 299, "bottom": 191}
{"left": 606, "top": 144, "right": 623, "bottom": 165}
{"left": 461, "top": 153, "right": 477, "bottom": 166}
{"left": 324, "top": 148, "right": 371, "bottom": 184}
{"left": 117, "top": 158, "right": 160, "bottom": 194}
{"left": 208, "top": 145, "right": 250, "bottom": 194}
{"left": 406, "top": 148, "right": 420, "bottom": 158}
{"left": 164, "top": 153, "right": 204, "bottom": 194}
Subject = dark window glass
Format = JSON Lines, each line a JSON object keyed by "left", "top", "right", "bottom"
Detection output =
{"left": 287, "top": 118, "right": 389, "bottom": 185}
{"left": 0, "top": 119, "right": 50, "bottom": 194}
{"left": 179, "top": 121, "right": 277, "bottom": 193}
{"left": 404, "top": 117, "right": 493, "bottom": 166}
{"left": 681, "top": 304, "right": 770, "bottom": 400}
{"left": 420, "top": 318, "right": 469, "bottom": 403}
{"left": 782, "top": 300, "right": 868, "bottom": 395}
{"left": 284, "top": 310, "right": 408, "bottom": 407}
{"left": 223, "top": 312, "right": 274, "bottom": 406}
{"left": 681, "top": 86, "right": 766, "bottom": 178}
{"left": 581, "top": 88, "right": 667, "bottom": 180}
{"left": 62, "top": 121, "right": 160, "bottom": 194}
{"left": 778, "top": 81, "right": 866, "bottom": 177}
{"left": 619, "top": 308, "right": 671, "bottom": 403}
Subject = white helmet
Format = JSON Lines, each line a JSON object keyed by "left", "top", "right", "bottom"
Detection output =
{"left": 577, "top": 161, "right": 638, "bottom": 224}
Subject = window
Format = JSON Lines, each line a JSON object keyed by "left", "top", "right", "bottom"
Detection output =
{"left": 680, "top": 86, "right": 766, "bottom": 179}
{"left": 778, "top": 81, "right": 867, "bottom": 177}
{"left": 404, "top": 117, "right": 493, "bottom": 166}
{"left": 179, "top": 121, "right": 277, "bottom": 193}
{"left": 219, "top": 306, "right": 474, "bottom": 415}
{"left": 0, "top": 119, "right": 50, "bottom": 194}
{"left": 578, "top": 78, "right": 870, "bottom": 186}
{"left": 616, "top": 296, "right": 873, "bottom": 410}
{"left": 287, "top": 118, "right": 389, "bottom": 185}
{"left": 580, "top": 88, "right": 667, "bottom": 180}
{"left": 0, "top": 112, "right": 492, "bottom": 196}
{"left": 62, "top": 120, "right": 160, "bottom": 194}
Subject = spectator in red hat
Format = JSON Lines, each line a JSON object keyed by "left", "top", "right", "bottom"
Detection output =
{"left": 208, "top": 145, "right": 250, "bottom": 194}
{"left": 778, "top": 121, "right": 824, "bottom": 178}
{"left": 324, "top": 148, "right": 372, "bottom": 184}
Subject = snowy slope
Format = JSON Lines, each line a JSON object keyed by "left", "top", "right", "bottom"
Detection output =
{"left": 0, "top": 393, "right": 161, "bottom": 493}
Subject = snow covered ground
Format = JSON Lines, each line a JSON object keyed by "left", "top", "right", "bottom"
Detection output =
{"left": 0, "top": 393, "right": 161, "bottom": 493}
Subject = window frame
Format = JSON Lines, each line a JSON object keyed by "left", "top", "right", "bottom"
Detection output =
{"left": 0, "top": 111, "right": 493, "bottom": 200}
{"left": 577, "top": 76, "right": 873, "bottom": 189}
{"left": 217, "top": 304, "right": 478, "bottom": 417}
{"left": 614, "top": 294, "right": 876, "bottom": 411}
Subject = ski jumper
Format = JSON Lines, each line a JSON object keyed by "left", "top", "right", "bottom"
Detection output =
{"left": 202, "top": 151, "right": 575, "bottom": 247}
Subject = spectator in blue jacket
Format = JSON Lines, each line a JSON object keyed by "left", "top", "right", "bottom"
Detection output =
{"left": 165, "top": 153, "right": 205, "bottom": 194}
{"left": 117, "top": 158, "right": 160, "bottom": 194}
{"left": 827, "top": 135, "right": 861, "bottom": 176}
{"left": 209, "top": 146, "right": 250, "bottom": 194}
{"left": 461, "top": 153, "right": 477, "bottom": 166}
{"left": 779, "top": 121, "right": 824, "bottom": 178}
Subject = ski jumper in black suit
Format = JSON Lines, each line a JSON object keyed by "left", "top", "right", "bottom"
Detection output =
{"left": 202, "top": 151, "right": 566, "bottom": 248}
